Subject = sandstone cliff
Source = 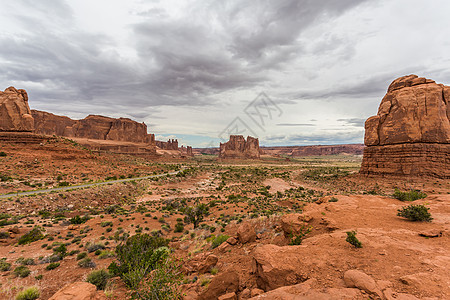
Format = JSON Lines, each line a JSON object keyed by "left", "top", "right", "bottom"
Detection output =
{"left": 0, "top": 87, "right": 34, "bottom": 132}
{"left": 219, "top": 135, "right": 260, "bottom": 159}
{"left": 32, "top": 110, "right": 154, "bottom": 144}
{"left": 156, "top": 139, "right": 178, "bottom": 150}
{"left": 361, "top": 75, "right": 450, "bottom": 178}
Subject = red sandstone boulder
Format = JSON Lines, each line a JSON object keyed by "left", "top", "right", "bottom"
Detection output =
{"left": 237, "top": 222, "right": 257, "bottom": 244}
{"left": 252, "top": 244, "right": 308, "bottom": 291}
{"left": 364, "top": 75, "right": 450, "bottom": 146}
{"left": 361, "top": 75, "right": 450, "bottom": 178}
{"left": 48, "top": 282, "right": 106, "bottom": 300}
{"left": 183, "top": 252, "right": 218, "bottom": 274}
{"left": 343, "top": 269, "right": 383, "bottom": 298}
{"left": 198, "top": 270, "right": 240, "bottom": 300}
{"left": 219, "top": 135, "right": 260, "bottom": 159}
{"left": 0, "top": 87, "right": 34, "bottom": 132}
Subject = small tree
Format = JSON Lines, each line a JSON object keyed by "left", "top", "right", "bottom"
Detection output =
{"left": 183, "top": 204, "right": 209, "bottom": 229}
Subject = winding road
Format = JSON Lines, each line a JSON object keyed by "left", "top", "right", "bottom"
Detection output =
{"left": 0, "top": 169, "right": 182, "bottom": 199}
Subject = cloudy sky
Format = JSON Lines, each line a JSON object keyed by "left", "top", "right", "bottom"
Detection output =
{"left": 1, "top": 0, "right": 450, "bottom": 147}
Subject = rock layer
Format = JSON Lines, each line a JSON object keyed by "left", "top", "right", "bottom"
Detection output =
{"left": 0, "top": 87, "right": 34, "bottom": 132}
{"left": 219, "top": 135, "right": 260, "bottom": 159}
{"left": 32, "top": 110, "right": 154, "bottom": 144}
{"left": 361, "top": 75, "right": 450, "bottom": 178}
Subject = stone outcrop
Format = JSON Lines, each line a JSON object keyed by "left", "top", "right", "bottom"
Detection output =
{"left": 156, "top": 139, "right": 178, "bottom": 150}
{"left": 49, "top": 282, "right": 106, "bottom": 300}
{"left": 219, "top": 135, "right": 260, "bottom": 159}
{"left": 0, "top": 87, "right": 34, "bottom": 132}
{"left": 361, "top": 75, "right": 450, "bottom": 178}
{"left": 32, "top": 110, "right": 154, "bottom": 144}
{"left": 180, "top": 145, "right": 194, "bottom": 157}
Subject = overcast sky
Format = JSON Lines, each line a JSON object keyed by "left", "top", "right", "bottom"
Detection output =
{"left": 1, "top": 0, "right": 450, "bottom": 147}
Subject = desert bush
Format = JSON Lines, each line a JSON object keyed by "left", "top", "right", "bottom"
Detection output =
{"left": 289, "top": 225, "right": 312, "bottom": 245}
{"left": 15, "top": 286, "right": 40, "bottom": 300}
{"left": 0, "top": 151, "right": 6, "bottom": 157}
{"left": 77, "top": 252, "right": 88, "bottom": 260}
{"left": 78, "top": 257, "right": 96, "bottom": 268}
{"left": 346, "top": 231, "right": 362, "bottom": 248}
{"left": 18, "top": 227, "right": 44, "bottom": 245}
{"left": 174, "top": 223, "right": 184, "bottom": 233}
{"left": 393, "top": 189, "right": 427, "bottom": 202}
{"left": 108, "top": 234, "right": 169, "bottom": 288}
{"left": 70, "top": 215, "right": 90, "bottom": 224}
{"left": 0, "top": 231, "right": 10, "bottom": 239}
{"left": 46, "top": 262, "right": 60, "bottom": 270}
{"left": 183, "top": 203, "right": 209, "bottom": 229}
{"left": 397, "top": 204, "right": 432, "bottom": 222}
{"left": 86, "top": 243, "right": 105, "bottom": 253}
{"left": 211, "top": 235, "right": 229, "bottom": 249}
{"left": 0, "top": 258, "right": 11, "bottom": 271}
{"left": 14, "top": 265, "right": 31, "bottom": 277}
{"left": 16, "top": 257, "right": 35, "bottom": 265}
{"left": 87, "top": 269, "right": 111, "bottom": 290}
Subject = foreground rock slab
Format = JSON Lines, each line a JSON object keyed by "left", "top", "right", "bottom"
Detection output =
{"left": 48, "top": 282, "right": 106, "bottom": 300}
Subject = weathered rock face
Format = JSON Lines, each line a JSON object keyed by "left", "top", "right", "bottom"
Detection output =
{"left": 180, "top": 145, "right": 194, "bottom": 157}
{"left": 219, "top": 135, "right": 260, "bottom": 159}
{"left": 0, "top": 87, "right": 34, "bottom": 132}
{"left": 32, "top": 110, "right": 154, "bottom": 144}
{"left": 156, "top": 139, "right": 178, "bottom": 150}
{"left": 49, "top": 282, "right": 106, "bottom": 300}
{"left": 361, "top": 75, "right": 450, "bottom": 178}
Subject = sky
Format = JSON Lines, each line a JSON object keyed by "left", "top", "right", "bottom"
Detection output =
{"left": 1, "top": 0, "right": 450, "bottom": 147}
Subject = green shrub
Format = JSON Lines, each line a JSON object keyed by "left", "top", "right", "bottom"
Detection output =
{"left": 14, "top": 266, "right": 31, "bottom": 277}
{"left": 289, "top": 225, "right": 312, "bottom": 245}
{"left": 211, "top": 235, "right": 229, "bottom": 249}
{"left": 78, "top": 257, "right": 96, "bottom": 268}
{"left": 87, "top": 269, "right": 111, "bottom": 290}
{"left": 86, "top": 243, "right": 105, "bottom": 253}
{"left": 174, "top": 223, "right": 184, "bottom": 233}
{"left": 183, "top": 203, "right": 209, "bottom": 229}
{"left": 0, "top": 151, "right": 7, "bottom": 157}
{"left": 393, "top": 189, "right": 427, "bottom": 201}
{"left": 15, "top": 286, "right": 40, "bottom": 300}
{"left": 16, "top": 257, "right": 35, "bottom": 265}
{"left": 107, "top": 234, "right": 169, "bottom": 288}
{"left": 0, "top": 231, "right": 10, "bottom": 239}
{"left": 46, "top": 262, "right": 60, "bottom": 270}
{"left": 18, "top": 227, "right": 44, "bottom": 245}
{"left": 76, "top": 252, "right": 88, "bottom": 260}
{"left": 346, "top": 231, "right": 362, "bottom": 248}
{"left": 0, "top": 258, "right": 11, "bottom": 271}
{"left": 397, "top": 204, "right": 432, "bottom": 222}
{"left": 53, "top": 244, "right": 67, "bottom": 257}
{"left": 70, "top": 215, "right": 90, "bottom": 224}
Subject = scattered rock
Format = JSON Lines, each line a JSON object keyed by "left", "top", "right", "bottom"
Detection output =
{"left": 343, "top": 270, "right": 383, "bottom": 298}
{"left": 198, "top": 270, "right": 239, "bottom": 300}
{"left": 218, "top": 292, "right": 237, "bottom": 300}
{"left": 280, "top": 213, "right": 306, "bottom": 236}
{"left": 226, "top": 237, "right": 238, "bottom": 245}
{"left": 183, "top": 252, "right": 218, "bottom": 274}
{"left": 250, "top": 288, "right": 264, "bottom": 297}
{"left": 252, "top": 244, "right": 308, "bottom": 291}
{"left": 419, "top": 229, "right": 443, "bottom": 238}
{"left": 48, "top": 282, "right": 106, "bottom": 300}
{"left": 237, "top": 222, "right": 256, "bottom": 244}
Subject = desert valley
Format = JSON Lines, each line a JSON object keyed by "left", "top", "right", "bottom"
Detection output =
{"left": 0, "top": 74, "right": 448, "bottom": 300}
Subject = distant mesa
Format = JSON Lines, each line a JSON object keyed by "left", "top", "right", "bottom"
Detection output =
{"left": 0, "top": 86, "right": 194, "bottom": 158}
{"left": 32, "top": 110, "right": 154, "bottom": 144}
{"left": 0, "top": 87, "right": 34, "bottom": 132}
{"left": 360, "top": 75, "right": 450, "bottom": 178}
{"left": 156, "top": 139, "right": 178, "bottom": 150}
{"left": 219, "top": 135, "right": 260, "bottom": 159}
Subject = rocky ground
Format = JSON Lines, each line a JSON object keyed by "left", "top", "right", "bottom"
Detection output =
{"left": 0, "top": 139, "right": 449, "bottom": 299}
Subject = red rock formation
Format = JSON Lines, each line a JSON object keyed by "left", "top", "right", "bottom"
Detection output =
{"left": 262, "top": 144, "right": 364, "bottom": 156}
{"left": 219, "top": 135, "right": 260, "bottom": 159}
{"left": 156, "top": 139, "right": 178, "bottom": 150}
{"left": 0, "top": 87, "right": 34, "bottom": 132}
{"left": 180, "top": 145, "right": 194, "bottom": 157}
{"left": 361, "top": 75, "right": 450, "bottom": 178}
{"left": 32, "top": 110, "right": 153, "bottom": 144}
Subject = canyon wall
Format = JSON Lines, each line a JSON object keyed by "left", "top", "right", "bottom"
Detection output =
{"left": 219, "top": 135, "right": 260, "bottom": 159}
{"left": 156, "top": 139, "right": 178, "bottom": 150}
{"left": 360, "top": 75, "right": 450, "bottom": 178}
{"left": 32, "top": 110, "right": 154, "bottom": 144}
